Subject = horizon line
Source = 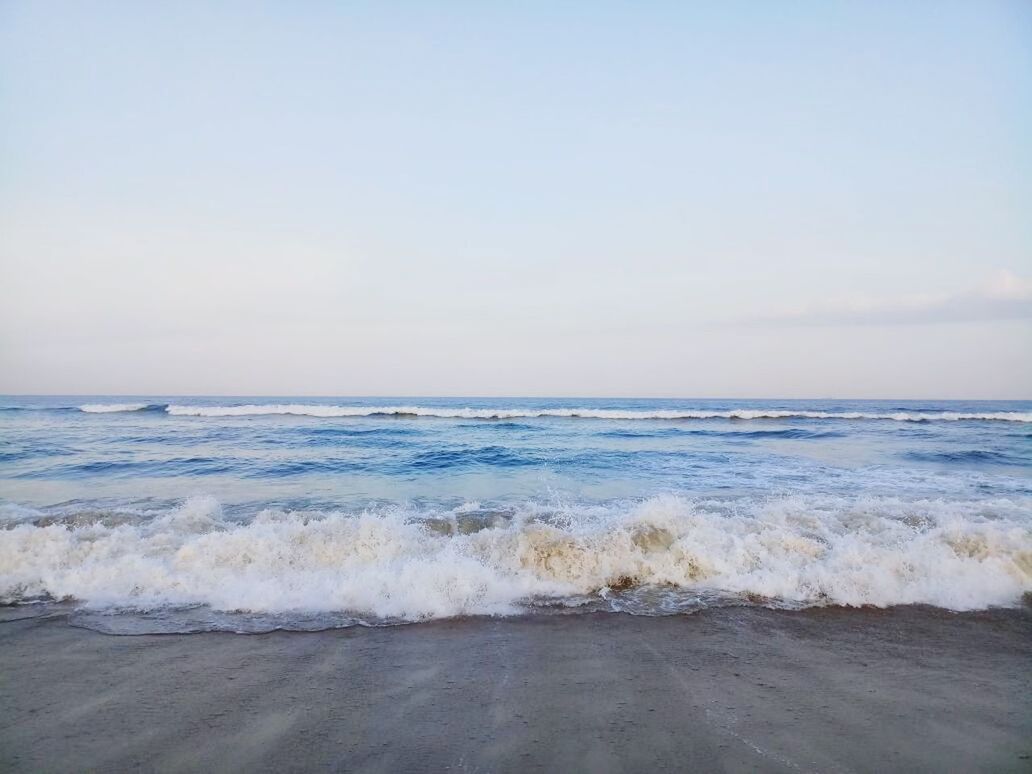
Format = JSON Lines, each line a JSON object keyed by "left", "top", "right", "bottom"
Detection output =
{"left": 2, "top": 393, "right": 1030, "bottom": 403}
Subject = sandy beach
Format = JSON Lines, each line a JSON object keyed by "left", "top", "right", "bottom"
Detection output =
{"left": 1, "top": 605, "right": 1029, "bottom": 773}
{"left": 4, "top": 0, "right": 1031, "bottom": 771}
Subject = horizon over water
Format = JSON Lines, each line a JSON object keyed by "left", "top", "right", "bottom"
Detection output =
{"left": 1, "top": 395, "right": 1030, "bottom": 634}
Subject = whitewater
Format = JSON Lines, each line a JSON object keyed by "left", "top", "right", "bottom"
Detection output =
{"left": 2, "top": 396, "right": 1030, "bottom": 632}
{"left": 77, "top": 402, "right": 1032, "bottom": 422}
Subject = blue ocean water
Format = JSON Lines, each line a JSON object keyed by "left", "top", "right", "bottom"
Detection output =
{"left": 1, "top": 396, "right": 1030, "bottom": 632}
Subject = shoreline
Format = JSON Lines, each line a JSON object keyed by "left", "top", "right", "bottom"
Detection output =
{"left": 2, "top": 605, "right": 1030, "bottom": 772}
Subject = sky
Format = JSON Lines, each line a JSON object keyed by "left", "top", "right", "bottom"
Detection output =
{"left": 1, "top": 1, "right": 1030, "bottom": 399}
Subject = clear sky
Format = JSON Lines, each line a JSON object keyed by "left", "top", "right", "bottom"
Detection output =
{"left": 1, "top": 1, "right": 1030, "bottom": 398}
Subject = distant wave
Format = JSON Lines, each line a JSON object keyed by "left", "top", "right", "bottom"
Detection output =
{"left": 600, "top": 428, "right": 845, "bottom": 439}
{"left": 159, "top": 404, "right": 1032, "bottom": 422}
{"left": 0, "top": 406, "right": 78, "bottom": 412}
{"left": 79, "top": 403, "right": 157, "bottom": 413}
{"left": 1, "top": 495, "right": 1029, "bottom": 623}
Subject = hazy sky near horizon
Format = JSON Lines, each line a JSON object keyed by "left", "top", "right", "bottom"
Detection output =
{"left": 1, "top": 1, "right": 1030, "bottom": 398}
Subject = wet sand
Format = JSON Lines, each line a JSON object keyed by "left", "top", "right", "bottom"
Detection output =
{"left": 1, "top": 606, "right": 1030, "bottom": 773}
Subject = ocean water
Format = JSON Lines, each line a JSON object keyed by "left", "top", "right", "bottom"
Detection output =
{"left": 1, "top": 396, "right": 1030, "bottom": 633}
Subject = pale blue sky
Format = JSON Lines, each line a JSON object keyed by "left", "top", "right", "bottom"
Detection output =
{"left": 1, "top": 1, "right": 1030, "bottom": 397}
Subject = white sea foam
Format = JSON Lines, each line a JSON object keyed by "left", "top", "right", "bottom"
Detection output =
{"left": 2, "top": 495, "right": 1029, "bottom": 620}
{"left": 161, "top": 404, "right": 1032, "bottom": 422}
{"left": 79, "top": 403, "right": 150, "bottom": 413}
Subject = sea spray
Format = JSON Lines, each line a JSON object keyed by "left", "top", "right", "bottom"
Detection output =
{"left": 2, "top": 494, "right": 1029, "bottom": 622}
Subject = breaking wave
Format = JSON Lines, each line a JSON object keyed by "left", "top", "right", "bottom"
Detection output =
{"left": 155, "top": 404, "right": 1032, "bottom": 422}
{"left": 79, "top": 403, "right": 162, "bottom": 413}
{"left": 2, "top": 495, "right": 1029, "bottom": 627}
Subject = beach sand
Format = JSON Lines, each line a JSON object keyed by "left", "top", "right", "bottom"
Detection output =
{"left": 1, "top": 606, "right": 1029, "bottom": 773}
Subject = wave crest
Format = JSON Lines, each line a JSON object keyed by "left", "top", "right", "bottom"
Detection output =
{"left": 2, "top": 495, "right": 1029, "bottom": 622}
{"left": 162, "top": 404, "right": 1032, "bottom": 422}
{"left": 79, "top": 403, "right": 152, "bottom": 413}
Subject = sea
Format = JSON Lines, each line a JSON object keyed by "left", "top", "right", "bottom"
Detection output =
{"left": 1, "top": 396, "right": 1030, "bottom": 633}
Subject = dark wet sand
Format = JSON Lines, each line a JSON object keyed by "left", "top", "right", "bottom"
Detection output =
{"left": 1, "top": 606, "right": 1030, "bottom": 773}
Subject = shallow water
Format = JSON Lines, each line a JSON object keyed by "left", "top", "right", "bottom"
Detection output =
{"left": 1, "top": 396, "right": 1030, "bottom": 632}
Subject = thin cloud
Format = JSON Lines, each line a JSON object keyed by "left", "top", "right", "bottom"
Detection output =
{"left": 742, "top": 270, "right": 1032, "bottom": 327}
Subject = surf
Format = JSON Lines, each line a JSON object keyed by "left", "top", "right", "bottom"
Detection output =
{"left": 2, "top": 494, "right": 1029, "bottom": 628}
{"left": 153, "top": 404, "right": 1032, "bottom": 422}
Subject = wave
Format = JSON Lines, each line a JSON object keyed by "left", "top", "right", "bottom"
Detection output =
{"left": 16, "top": 457, "right": 239, "bottom": 479}
{"left": 160, "top": 404, "right": 1032, "bottom": 422}
{"left": 79, "top": 403, "right": 163, "bottom": 413}
{"left": 600, "top": 428, "right": 844, "bottom": 439}
{"left": 904, "top": 450, "right": 1030, "bottom": 467}
{"left": 2, "top": 495, "right": 1029, "bottom": 625}
{"left": 1, "top": 406, "right": 79, "bottom": 413}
